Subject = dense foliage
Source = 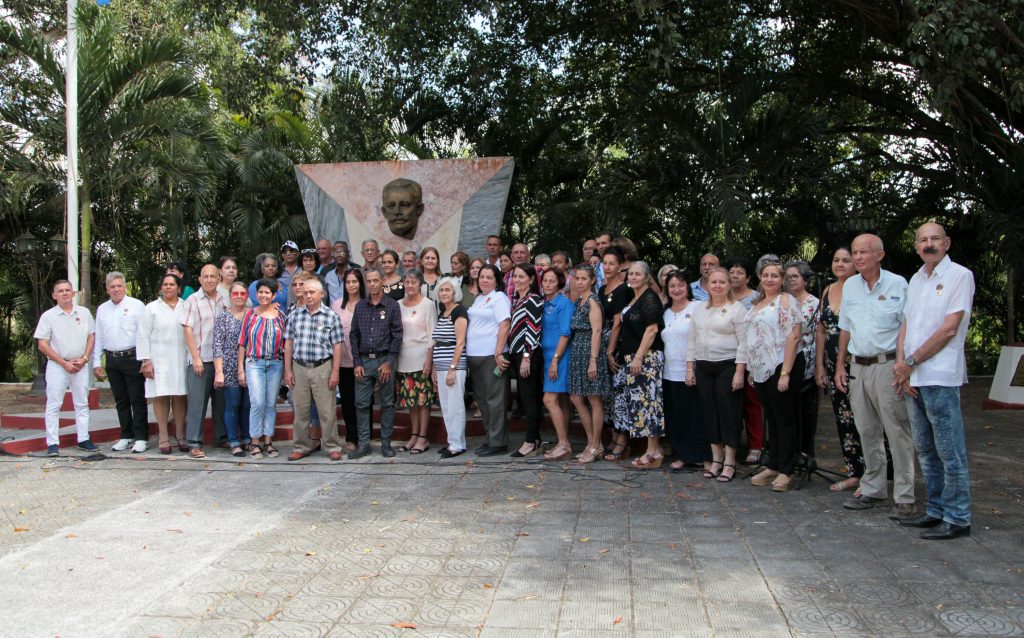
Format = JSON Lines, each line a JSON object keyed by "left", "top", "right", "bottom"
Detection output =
{"left": 1, "top": 0, "right": 1021, "bottom": 379}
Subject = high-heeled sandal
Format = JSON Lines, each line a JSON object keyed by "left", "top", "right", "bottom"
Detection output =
{"left": 176, "top": 438, "right": 188, "bottom": 453}
{"left": 575, "top": 448, "right": 600, "bottom": 464}
{"left": 631, "top": 453, "right": 663, "bottom": 470}
{"left": 158, "top": 440, "right": 172, "bottom": 455}
{"left": 703, "top": 460, "right": 723, "bottom": 479}
{"left": 603, "top": 443, "right": 627, "bottom": 461}
{"left": 544, "top": 445, "right": 572, "bottom": 461}
{"left": 717, "top": 463, "right": 737, "bottom": 482}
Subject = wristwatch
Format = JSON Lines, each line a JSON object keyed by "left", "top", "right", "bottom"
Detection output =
{"left": 906, "top": 356, "right": 917, "bottom": 367}
{"left": 449, "top": 364, "right": 456, "bottom": 370}
{"left": 780, "top": 370, "right": 789, "bottom": 377}
{"left": 524, "top": 352, "right": 530, "bottom": 358}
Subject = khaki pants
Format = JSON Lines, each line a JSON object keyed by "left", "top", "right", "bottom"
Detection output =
{"left": 292, "top": 359, "right": 341, "bottom": 454}
{"left": 849, "top": 360, "right": 915, "bottom": 504}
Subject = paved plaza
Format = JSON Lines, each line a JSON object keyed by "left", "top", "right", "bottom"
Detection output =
{"left": 1, "top": 382, "right": 1022, "bottom": 637}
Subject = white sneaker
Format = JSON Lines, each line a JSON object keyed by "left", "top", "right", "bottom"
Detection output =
{"left": 131, "top": 440, "right": 148, "bottom": 453}
{"left": 111, "top": 439, "right": 132, "bottom": 452}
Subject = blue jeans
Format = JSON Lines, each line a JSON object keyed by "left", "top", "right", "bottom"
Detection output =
{"left": 906, "top": 386, "right": 971, "bottom": 526}
{"left": 246, "top": 359, "right": 283, "bottom": 439}
{"left": 221, "top": 385, "right": 251, "bottom": 447}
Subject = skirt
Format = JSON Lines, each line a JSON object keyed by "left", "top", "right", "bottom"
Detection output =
{"left": 612, "top": 350, "right": 665, "bottom": 438}
{"left": 396, "top": 370, "right": 436, "bottom": 408}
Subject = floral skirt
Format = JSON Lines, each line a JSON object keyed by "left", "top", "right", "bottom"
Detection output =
{"left": 396, "top": 370, "right": 436, "bottom": 408}
{"left": 612, "top": 350, "right": 665, "bottom": 438}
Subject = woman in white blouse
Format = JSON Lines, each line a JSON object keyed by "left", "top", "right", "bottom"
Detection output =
{"left": 466, "top": 264, "right": 512, "bottom": 455}
{"left": 685, "top": 267, "right": 747, "bottom": 482}
{"left": 746, "top": 260, "right": 805, "bottom": 492}
{"left": 662, "top": 271, "right": 711, "bottom": 472}
{"left": 396, "top": 269, "right": 439, "bottom": 454}
{"left": 137, "top": 274, "right": 188, "bottom": 454}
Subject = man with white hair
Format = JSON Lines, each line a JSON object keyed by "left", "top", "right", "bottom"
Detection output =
{"left": 93, "top": 272, "right": 148, "bottom": 452}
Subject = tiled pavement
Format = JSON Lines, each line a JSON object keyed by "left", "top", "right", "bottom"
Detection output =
{"left": 0, "top": 383, "right": 1021, "bottom": 637}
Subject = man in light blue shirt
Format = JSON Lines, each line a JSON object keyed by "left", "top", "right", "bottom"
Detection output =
{"left": 835, "top": 234, "right": 916, "bottom": 518}
{"left": 690, "top": 253, "right": 719, "bottom": 302}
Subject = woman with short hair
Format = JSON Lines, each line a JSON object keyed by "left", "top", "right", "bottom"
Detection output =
{"left": 450, "top": 251, "right": 470, "bottom": 284}
{"left": 432, "top": 277, "right": 469, "bottom": 457}
{"left": 538, "top": 268, "right": 574, "bottom": 459}
{"left": 248, "top": 254, "right": 287, "bottom": 308}
{"left": 237, "top": 277, "right": 287, "bottom": 459}
{"left": 214, "top": 281, "right": 251, "bottom": 457}
{"left": 137, "top": 274, "right": 188, "bottom": 454}
{"left": 466, "top": 264, "right": 512, "bottom": 455}
{"left": 396, "top": 268, "right": 438, "bottom": 454}
{"left": 686, "top": 267, "right": 747, "bottom": 482}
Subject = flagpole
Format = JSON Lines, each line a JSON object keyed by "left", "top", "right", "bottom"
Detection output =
{"left": 66, "top": 0, "right": 80, "bottom": 295}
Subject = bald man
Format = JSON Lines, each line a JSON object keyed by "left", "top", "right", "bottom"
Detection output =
{"left": 690, "top": 254, "right": 719, "bottom": 301}
{"left": 181, "top": 264, "right": 229, "bottom": 457}
{"left": 893, "top": 223, "right": 975, "bottom": 539}
{"left": 835, "top": 234, "right": 915, "bottom": 518}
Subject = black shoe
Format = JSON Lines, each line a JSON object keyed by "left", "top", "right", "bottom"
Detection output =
{"left": 348, "top": 445, "right": 370, "bottom": 460}
{"left": 474, "top": 444, "right": 492, "bottom": 455}
{"left": 843, "top": 495, "right": 885, "bottom": 510}
{"left": 439, "top": 447, "right": 465, "bottom": 459}
{"left": 381, "top": 441, "right": 396, "bottom": 458}
{"left": 477, "top": 445, "right": 507, "bottom": 457}
{"left": 921, "top": 522, "right": 970, "bottom": 540}
{"left": 898, "top": 514, "right": 943, "bottom": 528}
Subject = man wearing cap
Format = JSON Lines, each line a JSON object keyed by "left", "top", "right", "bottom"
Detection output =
{"left": 93, "top": 271, "right": 148, "bottom": 453}
{"left": 35, "top": 280, "right": 96, "bottom": 456}
{"left": 278, "top": 241, "right": 301, "bottom": 292}
{"left": 893, "top": 222, "right": 975, "bottom": 539}
{"left": 835, "top": 234, "right": 916, "bottom": 518}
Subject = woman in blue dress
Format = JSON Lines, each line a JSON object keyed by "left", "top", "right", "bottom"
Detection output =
{"left": 540, "top": 267, "right": 574, "bottom": 460}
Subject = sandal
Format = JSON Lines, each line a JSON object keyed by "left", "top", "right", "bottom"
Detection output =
{"left": 249, "top": 444, "right": 264, "bottom": 460}
{"left": 830, "top": 477, "right": 860, "bottom": 492}
{"left": 158, "top": 440, "right": 172, "bottom": 455}
{"left": 631, "top": 453, "right": 663, "bottom": 470}
{"left": 264, "top": 443, "right": 279, "bottom": 458}
{"left": 544, "top": 444, "right": 572, "bottom": 461}
{"left": 230, "top": 446, "right": 245, "bottom": 457}
{"left": 189, "top": 448, "right": 206, "bottom": 459}
{"left": 717, "top": 463, "right": 737, "bottom": 482}
{"left": 703, "top": 460, "right": 723, "bottom": 479}
{"left": 603, "top": 443, "right": 627, "bottom": 461}
{"left": 176, "top": 438, "right": 188, "bottom": 453}
{"left": 575, "top": 448, "right": 600, "bottom": 464}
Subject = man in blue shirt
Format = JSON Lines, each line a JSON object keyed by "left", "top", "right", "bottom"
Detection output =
{"left": 690, "top": 253, "right": 719, "bottom": 301}
{"left": 835, "top": 234, "right": 916, "bottom": 519}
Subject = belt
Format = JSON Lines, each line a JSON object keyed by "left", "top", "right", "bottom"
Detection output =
{"left": 853, "top": 352, "right": 897, "bottom": 366}
{"left": 433, "top": 340, "right": 456, "bottom": 346}
{"left": 360, "top": 351, "right": 389, "bottom": 359}
{"left": 294, "top": 357, "right": 331, "bottom": 368}
{"left": 104, "top": 348, "right": 136, "bottom": 358}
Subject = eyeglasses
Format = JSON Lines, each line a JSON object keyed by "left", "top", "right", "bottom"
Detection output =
{"left": 230, "top": 291, "right": 248, "bottom": 297}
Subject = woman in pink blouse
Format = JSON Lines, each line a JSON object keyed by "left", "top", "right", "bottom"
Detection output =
{"left": 745, "top": 260, "right": 805, "bottom": 492}
{"left": 685, "top": 267, "right": 747, "bottom": 482}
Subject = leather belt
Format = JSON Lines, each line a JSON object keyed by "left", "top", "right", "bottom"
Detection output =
{"left": 294, "top": 357, "right": 331, "bottom": 368}
{"left": 360, "top": 351, "right": 389, "bottom": 359}
{"left": 104, "top": 348, "right": 136, "bottom": 358}
{"left": 853, "top": 352, "right": 897, "bottom": 366}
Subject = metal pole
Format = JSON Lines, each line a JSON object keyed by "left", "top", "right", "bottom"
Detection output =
{"left": 66, "top": 0, "right": 80, "bottom": 294}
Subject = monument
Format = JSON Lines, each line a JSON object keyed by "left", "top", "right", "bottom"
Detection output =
{"left": 294, "top": 157, "right": 515, "bottom": 267}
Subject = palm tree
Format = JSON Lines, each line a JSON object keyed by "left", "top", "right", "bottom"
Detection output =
{"left": 0, "top": 4, "right": 220, "bottom": 305}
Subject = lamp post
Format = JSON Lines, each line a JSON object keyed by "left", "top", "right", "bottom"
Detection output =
{"left": 16, "top": 232, "right": 67, "bottom": 394}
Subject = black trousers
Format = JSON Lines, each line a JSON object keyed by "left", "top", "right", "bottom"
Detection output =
{"left": 106, "top": 354, "right": 148, "bottom": 441}
{"left": 798, "top": 378, "right": 820, "bottom": 456}
{"left": 664, "top": 379, "right": 711, "bottom": 463}
{"left": 339, "top": 367, "right": 358, "bottom": 444}
{"left": 755, "top": 354, "right": 805, "bottom": 476}
{"left": 694, "top": 359, "right": 744, "bottom": 448}
{"left": 510, "top": 351, "right": 544, "bottom": 443}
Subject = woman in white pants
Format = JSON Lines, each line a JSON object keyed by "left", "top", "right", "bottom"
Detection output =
{"left": 432, "top": 277, "right": 469, "bottom": 457}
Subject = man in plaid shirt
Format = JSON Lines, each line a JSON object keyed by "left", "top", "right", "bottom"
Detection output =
{"left": 284, "top": 279, "right": 346, "bottom": 461}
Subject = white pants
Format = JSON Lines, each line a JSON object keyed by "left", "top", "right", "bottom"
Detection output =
{"left": 436, "top": 369, "right": 467, "bottom": 452}
{"left": 45, "top": 360, "right": 91, "bottom": 446}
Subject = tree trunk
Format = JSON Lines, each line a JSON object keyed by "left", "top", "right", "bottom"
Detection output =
{"left": 80, "top": 191, "right": 92, "bottom": 307}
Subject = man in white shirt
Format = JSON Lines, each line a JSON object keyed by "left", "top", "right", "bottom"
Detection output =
{"left": 34, "top": 280, "right": 96, "bottom": 456}
{"left": 836, "top": 234, "right": 916, "bottom": 518}
{"left": 893, "top": 222, "right": 975, "bottom": 540}
{"left": 93, "top": 272, "right": 148, "bottom": 452}
{"left": 181, "top": 264, "right": 227, "bottom": 458}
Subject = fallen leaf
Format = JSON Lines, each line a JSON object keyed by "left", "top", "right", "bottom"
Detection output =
{"left": 267, "top": 611, "right": 278, "bottom": 621}
{"left": 183, "top": 511, "right": 192, "bottom": 517}
{"left": 669, "top": 543, "right": 677, "bottom": 551}
{"left": 507, "top": 496, "right": 517, "bottom": 501}
{"left": 13, "top": 527, "right": 28, "bottom": 533}
{"left": 516, "top": 531, "right": 530, "bottom": 537}
{"left": 166, "top": 529, "right": 183, "bottom": 533}
{"left": 304, "top": 551, "right": 317, "bottom": 557}
{"left": 65, "top": 533, "right": 77, "bottom": 539}
{"left": 18, "top": 508, "right": 27, "bottom": 515}
{"left": 598, "top": 548, "right": 609, "bottom": 554}
{"left": 675, "top": 492, "right": 691, "bottom": 499}
{"left": 516, "top": 594, "right": 540, "bottom": 601}
{"left": 483, "top": 583, "right": 493, "bottom": 589}
{"left": 579, "top": 537, "right": 590, "bottom": 543}
{"left": 370, "top": 500, "right": 380, "bottom": 506}
{"left": 391, "top": 622, "right": 417, "bottom": 629}
{"left": 255, "top": 592, "right": 263, "bottom": 598}
{"left": 363, "top": 548, "right": 373, "bottom": 554}
{"left": 613, "top": 615, "right": 623, "bottom": 625}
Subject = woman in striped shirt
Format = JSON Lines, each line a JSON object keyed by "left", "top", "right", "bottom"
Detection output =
{"left": 508, "top": 264, "right": 545, "bottom": 457}
{"left": 237, "top": 278, "right": 287, "bottom": 459}
{"left": 432, "top": 277, "right": 469, "bottom": 458}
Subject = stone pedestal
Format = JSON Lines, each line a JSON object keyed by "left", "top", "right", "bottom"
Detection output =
{"left": 294, "top": 157, "right": 514, "bottom": 266}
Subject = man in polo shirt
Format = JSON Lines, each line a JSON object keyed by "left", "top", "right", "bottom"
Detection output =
{"left": 93, "top": 272, "right": 148, "bottom": 453}
{"left": 278, "top": 241, "right": 301, "bottom": 292}
{"left": 348, "top": 268, "right": 403, "bottom": 459}
{"left": 893, "top": 222, "right": 975, "bottom": 539}
{"left": 34, "top": 280, "right": 96, "bottom": 456}
{"left": 314, "top": 238, "right": 334, "bottom": 276}
{"left": 284, "top": 279, "right": 345, "bottom": 461}
{"left": 835, "top": 233, "right": 916, "bottom": 518}
{"left": 181, "top": 264, "right": 227, "bottom": 458}
{"left": 690, "top": 253, "right": 719, "bottom": 302}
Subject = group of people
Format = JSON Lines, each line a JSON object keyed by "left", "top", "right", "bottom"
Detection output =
{"left": 35, "top": 222, "right": 975, "bottom": 540}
